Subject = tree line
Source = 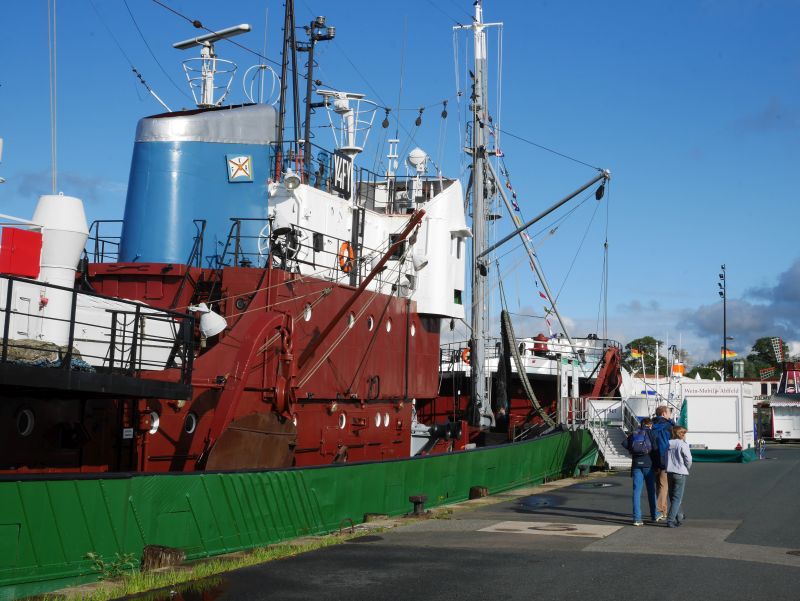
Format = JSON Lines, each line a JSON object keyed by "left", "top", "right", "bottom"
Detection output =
{"left": 622, "top": 336, "right": 790, "bottom": 380}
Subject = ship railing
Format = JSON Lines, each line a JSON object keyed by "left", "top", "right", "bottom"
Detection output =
{"left": 214, "top": 218, "right": 269, "bottom": 269}
{"left": 0, "top": 274, "right": 195, "bottom": 384}
{"left": 439, "top": 336, "right": 621, "bottom": 371}
{"left": 86, "top": 220, "right": 123, "bottom": 263}
{"left": 185, "top": 220, "right": 206, "bottom": 268}
{"left": 585, "top": 397, "right": 639, "bottom": 431}
{"left": 511, "top": 410, "right": 560, "bottom": 441}
{"left": 559, "top": 396, "right": 588, "bottom": 431}
{"left": 274, "top": 140, "right": 456, "bottom": 214}
{"left": 217, "top": 217, "right": 394, "bottom": 286}
{"left": 86, "top": 219, "right": 206, "bottom": 268}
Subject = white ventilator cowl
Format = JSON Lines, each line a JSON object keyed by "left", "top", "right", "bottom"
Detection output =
{"left": 30, "top": 194, "right": 89, "bottom": 346}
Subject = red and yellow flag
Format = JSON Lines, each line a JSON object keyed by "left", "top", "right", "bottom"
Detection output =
{"left": 720, "top": 348, "right": 737, "bottom": 358}
{"left": 630, "top": 348, "right": 642, "bottom": 359}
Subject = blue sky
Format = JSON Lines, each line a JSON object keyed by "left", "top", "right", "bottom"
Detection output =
{"left": 1, "top": 0, "right": 798, "bottom": 364}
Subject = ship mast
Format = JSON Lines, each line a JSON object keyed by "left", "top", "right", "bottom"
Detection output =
{"left": 456, "top": 1, "right": 501, "bottom": 428}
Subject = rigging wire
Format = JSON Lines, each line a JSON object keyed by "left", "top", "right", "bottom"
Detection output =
{"left": 259, "top": 6, "right": 269, "bottom": 104}
{"left": 495, "top": 25, "right": 503, "bottom": 153}
{"left": 47, "top": 0, "right": 57, "bottom": 194}
{"left": 425, "top": 0, "right": 465, "bottom": 27}
{"left": 151, "top": 0, "right": 458, "bottom": 131}
{"left": 490, "top": 125, "right": 602, "bottom": 171}
{"left": 123, "top": 0, "right": 192, "bottom": 100}
{"left": 452, "top": 29, "right": 464, "bottom": 170}
{"left": 595, "top": 179, "right": 611, "bottom": 339}
{"left": 151, "top": 0, "right": 312, "bottom": 84}
{"left": 394, "top": 17, "right": 408, "bottom": 141}
{"left": 88, "top": 0, "right": 136, "bottom": 68}
{"left": 446, "top": 0, "right": 475, "bottom": 23}
{"left": 507, "top": 310, "right": 549, "bottom": 320}
{"left": 296, "top": 240, "right": 415, "bottom": 387}
{"left": 553, "top": 190, "right": 604, "bottom": 304}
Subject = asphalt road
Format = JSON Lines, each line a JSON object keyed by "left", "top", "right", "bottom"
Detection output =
{"left": 140, "top": 444, "right": 800, "bottom": 601}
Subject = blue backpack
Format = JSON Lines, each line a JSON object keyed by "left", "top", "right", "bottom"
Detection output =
{"left": 625, "top": 429, "right": 653, "bottom": 456}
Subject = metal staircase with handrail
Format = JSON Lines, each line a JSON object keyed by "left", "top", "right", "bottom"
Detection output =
{"left": 584, "top": 397, "right": 641, "bottom": 470}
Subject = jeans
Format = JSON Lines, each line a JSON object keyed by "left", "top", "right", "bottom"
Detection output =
{"left": 631, "top": 466, "right": 657, "bottom": 522}
{"left": 667, "top": 473, "right": 687, "bottom": 524}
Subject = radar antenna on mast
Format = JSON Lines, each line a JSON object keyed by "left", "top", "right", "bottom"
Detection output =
{"left": 173, "top": 24, "right": 251, "bottom": 108}
{"left": 317, "top": 90, "right": 378, "bottom": 160}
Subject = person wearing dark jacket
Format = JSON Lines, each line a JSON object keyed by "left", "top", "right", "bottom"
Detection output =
{"left": 651, "top": 406, "right": 676, "bottom": 521}
{"left": 622, "top": 417, "right": 658, "bottom": 526}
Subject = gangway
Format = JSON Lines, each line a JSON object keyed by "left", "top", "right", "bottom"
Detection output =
{"left": 562, "top": 396, "right": 640, "bottom": 470}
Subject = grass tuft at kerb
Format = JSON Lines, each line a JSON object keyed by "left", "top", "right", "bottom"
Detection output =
{"left": 41, "top": 531, "right": 379, "bottom": 601}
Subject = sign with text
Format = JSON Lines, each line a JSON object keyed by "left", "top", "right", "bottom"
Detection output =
{"left": 681, "top": 383, "right": 742, "bottom": 397}
{"left": 332, "top": 151, "right": 352, "bottom": 200}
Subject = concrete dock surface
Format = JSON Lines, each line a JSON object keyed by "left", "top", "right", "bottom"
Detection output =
{"left": 139, "top": 444, "right": 800, "bottom": 601}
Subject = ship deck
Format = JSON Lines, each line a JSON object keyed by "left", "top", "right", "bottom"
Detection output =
{"left": 0, "top": 361, "right": 191, "bottom": 400}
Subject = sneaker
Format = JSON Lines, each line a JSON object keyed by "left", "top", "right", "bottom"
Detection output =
{"left": 667, "top": 521, "right": 678, "bottom": 528}
{"left": 655, "top": 513, "right": 666, "bottom": 522}
{"left": 633, "top": 521, "right": 644, "bottom": 526}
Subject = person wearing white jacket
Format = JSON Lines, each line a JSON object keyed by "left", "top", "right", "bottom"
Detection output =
{"left": 665, "top": 426, "right": 692, "bottom": 528}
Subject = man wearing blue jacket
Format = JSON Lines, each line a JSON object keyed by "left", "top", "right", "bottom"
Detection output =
{"left": 622, "top": 417, "right": 658, "bottom": 526}
{"left": 651, "top": 405, "right": 676, "bottom": 521}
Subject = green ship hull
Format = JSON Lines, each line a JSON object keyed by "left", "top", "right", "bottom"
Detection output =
{"left": 0, "top": 430, "right": 596, "bottom": 600}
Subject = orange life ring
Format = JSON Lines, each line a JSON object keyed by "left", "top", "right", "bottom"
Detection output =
{"left": 461, "top": 348, "right": 471, "bottom": 364}
{"left": 338, "top": 241, "right": 354, "bottom": 273}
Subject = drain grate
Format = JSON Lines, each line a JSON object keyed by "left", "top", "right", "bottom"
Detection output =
{"left": 529, "top": 524, "right": 578, "bottom": 532}
{"left": 574, "top": 482, "right": 615, "bottom": 490}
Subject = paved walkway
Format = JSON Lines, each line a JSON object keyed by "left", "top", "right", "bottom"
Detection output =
{"left": 145, "top": 444, "right": 800, "bottom": 601}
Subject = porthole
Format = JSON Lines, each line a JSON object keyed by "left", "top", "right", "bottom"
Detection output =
{"left": 149, "top": 411, "right": 160, "bottom": 435}
{"left": 386, "top": 319, "right": 392, "bottom": 333}
{"left": 348, "top": 313, "right": 356, "bottom": 329}
{"left": 16, "top": 409, "right": 34, "bottom": 437}
{"left": 374, "top": 413, "right": 381, "bottom": 428}
{"left": 338, "top": 413, "right": 347, "bottom": 429}
{"left": 383, "top": 412, "right": 390, "bottom": 428}
{"left": 410, "top": 323, "right": 416, "bottom": 337}
{"left": 303, "top": 303, "right": 312, "bottom": 322}
{"left": 367, "top": 316, "right": 374, "bottom": 331}
{"left": 184, "top": 412, "right": 198, "bottom": 435}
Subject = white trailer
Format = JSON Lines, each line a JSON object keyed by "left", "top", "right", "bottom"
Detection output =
{"left": 770, "top": 398, "right": 800, "bottom": 441}
{"left": 678, "top": 382, "right": 755, "bottom": 451}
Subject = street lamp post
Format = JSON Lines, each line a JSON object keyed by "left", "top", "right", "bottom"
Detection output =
{"left": 718, "top": 264, "right": 727, "bottom": 381}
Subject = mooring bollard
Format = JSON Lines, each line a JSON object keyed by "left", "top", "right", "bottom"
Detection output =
{"left": 409, "top": 494, "right": 428, "bottom": 516}
{"left": 469, "top": 486, "right": 489, "bottom": 499}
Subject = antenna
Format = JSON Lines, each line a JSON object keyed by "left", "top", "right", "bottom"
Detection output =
{"left": 174, "top": 24, "right": 251, "bottom": 108}
{"left": 0, "top": 138, "right": 5, "bottom": 184}
{"left": 173, "top": 24, "right": 252, "bottom": 50}
{"left": 317, "top": 90, "right": 378, "bottom": 160}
